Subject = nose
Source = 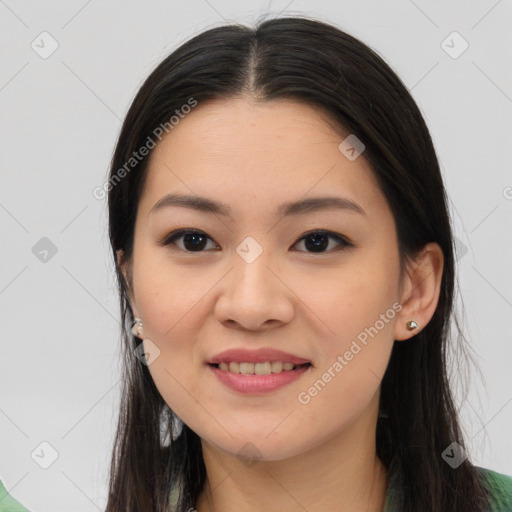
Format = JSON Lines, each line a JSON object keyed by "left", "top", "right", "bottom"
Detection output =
{"left": 214, "top": 248, "right": 295, "bottom": 332}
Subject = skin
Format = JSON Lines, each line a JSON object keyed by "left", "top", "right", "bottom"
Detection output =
{"left": 118, "top": 97, "right": 444, "bottom": 511}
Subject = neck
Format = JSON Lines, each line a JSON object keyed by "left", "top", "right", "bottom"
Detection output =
{"left": 195, "top": 404, "right": 388, "bottom": 512}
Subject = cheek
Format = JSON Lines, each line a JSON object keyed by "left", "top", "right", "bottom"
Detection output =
{"left": 297, "top": 286, "right": 397, "bottom": 433}
{"left": 134, "top": 272, "right": 205, "bottom": 420}
{"left": 130, "top": 252, "right": 215, "bottom": 406}
{"left": 132, "top": 245, "right": 208, "bottom": 340}
{"left": 297, "top": 256, "right": 398, "bottom": 392}
{"left": 293, "top": 255, "right": 397, "bottom": 342}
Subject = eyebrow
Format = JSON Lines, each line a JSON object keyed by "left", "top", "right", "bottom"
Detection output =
{"left": 149, "top": 193, "right": 367, "bottom": 218}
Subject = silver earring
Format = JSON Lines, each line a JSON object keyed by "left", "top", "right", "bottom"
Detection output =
{"left": 406, "top": 320, "right": 418, "bottom": 331}
{"left": 131, "top": 317, "right": 143, "bottom": 337}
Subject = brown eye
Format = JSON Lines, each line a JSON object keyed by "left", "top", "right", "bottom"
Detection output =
{"left": 161, "top": 229, "right": 218, "bottom": 252}
{"left": 292, "top": 230, "right": 352, "bottom": 253}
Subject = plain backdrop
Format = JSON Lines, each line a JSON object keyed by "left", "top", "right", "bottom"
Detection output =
{"left": 1, "top": 1, "right": 511, "bottom": 510}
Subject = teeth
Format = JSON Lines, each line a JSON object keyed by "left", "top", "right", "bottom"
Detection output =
{"left": 216, "top": 361, "right": 303, "bottom": 374}
{"left": 271, "top": 361, "right": 283, "bottom": 373}
{"left": 239, "top": 362, "right": 254, "bottom": 374}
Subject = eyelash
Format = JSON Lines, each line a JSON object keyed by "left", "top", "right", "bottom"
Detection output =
{"left": 159, "top": 229, "right": 353, "bottom": 254}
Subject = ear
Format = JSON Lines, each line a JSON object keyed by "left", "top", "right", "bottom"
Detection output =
{"left": 394, "top": 242, "right": 444, "bottom": 341}
{"left": 117, "top": 249, "right": 140, "bottom": 318}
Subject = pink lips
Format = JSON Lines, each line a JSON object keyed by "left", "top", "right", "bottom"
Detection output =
{"left": 208, "top": 362, "right": 311, "bottom": 394}
{"left": 207, "top": 348, "right": 311, "bottom": 365}
{"left": 206, "top": 348, "right": 312, "bottom": 394}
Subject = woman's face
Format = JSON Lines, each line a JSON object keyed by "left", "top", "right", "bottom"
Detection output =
{"left": 121, "top": 97, "right": 406, "bottom": 461}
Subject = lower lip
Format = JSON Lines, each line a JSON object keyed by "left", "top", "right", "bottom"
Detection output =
{"left": 207, "top": 363, "right": 311, "bottom": 394}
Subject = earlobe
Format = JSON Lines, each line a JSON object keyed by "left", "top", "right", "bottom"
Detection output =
{"left": 394, "top": 242, "right": 444, "bottom": 341}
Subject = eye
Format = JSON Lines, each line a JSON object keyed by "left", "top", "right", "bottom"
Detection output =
{"left": 160, "top": 228, "right": 353, "bottom": 254}
{"left": 292, "top": 230, "right": 353, "bottom": 253}
{"left": 160, "top": 229, "right": 219, "bottom": 252}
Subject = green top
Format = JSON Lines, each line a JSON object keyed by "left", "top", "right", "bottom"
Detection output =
{"left": 0, "top": 480, "right": 30, "bottom": 512}
{"left": 382, "top": 466, "right": 512, "bottom": 511}
{"left": 1, "top": 466, "right": 511, "bottom": 511}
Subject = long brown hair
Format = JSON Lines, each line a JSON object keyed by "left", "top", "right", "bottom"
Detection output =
{"left": 106, "top": 15, "right": 490, "bottom": 511}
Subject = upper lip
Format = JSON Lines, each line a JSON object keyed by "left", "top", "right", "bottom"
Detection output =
{"left": 207, "top": 348, "right": 311, "bottom": 365}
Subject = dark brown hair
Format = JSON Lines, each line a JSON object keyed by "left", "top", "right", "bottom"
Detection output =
{"left": 106, "top": 14, "right": 490, "bottom": 511}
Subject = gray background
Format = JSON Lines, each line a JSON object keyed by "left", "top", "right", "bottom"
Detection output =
{"left": 1, "top": 0, "right": 511, "bottom": 510}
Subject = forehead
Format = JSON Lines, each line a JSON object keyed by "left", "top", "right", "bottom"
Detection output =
{"left": 138, "top": 97, "right": 386, "bottom": 220}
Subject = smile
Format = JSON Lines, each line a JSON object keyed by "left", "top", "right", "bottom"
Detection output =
{"left": 212, "top": 361, "right": 311, "bottom": 375}
{"left": 207, "top": 362, "right": 312, "bottom": 394}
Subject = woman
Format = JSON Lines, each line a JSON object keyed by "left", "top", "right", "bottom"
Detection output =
{"left": 104, "top": 15, "right": 512, "bottom": 512}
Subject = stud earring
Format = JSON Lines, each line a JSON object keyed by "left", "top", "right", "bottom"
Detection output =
{"left": 406, "top": 320, "right": 418, "bottom": 331}
{"left": 131, "top": 317, "right": 143, "bottom": 337}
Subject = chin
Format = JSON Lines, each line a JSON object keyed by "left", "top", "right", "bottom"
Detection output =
{"left": 204, "top": 433, "right": 311, "bottom": 464}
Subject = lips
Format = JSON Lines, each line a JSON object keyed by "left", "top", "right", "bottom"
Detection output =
{"left": 208, "top": 361, "right": 312, "bottom": 393}
{"left": 207, "top": 348, "right": 312, "bottom": 366}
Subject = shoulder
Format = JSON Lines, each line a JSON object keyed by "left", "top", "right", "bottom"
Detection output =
{"left": 475, "top": 466, "right": 512, "bottom": 511}
{"left": 0, "top": 479, "right": 31, "bottom": 512}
